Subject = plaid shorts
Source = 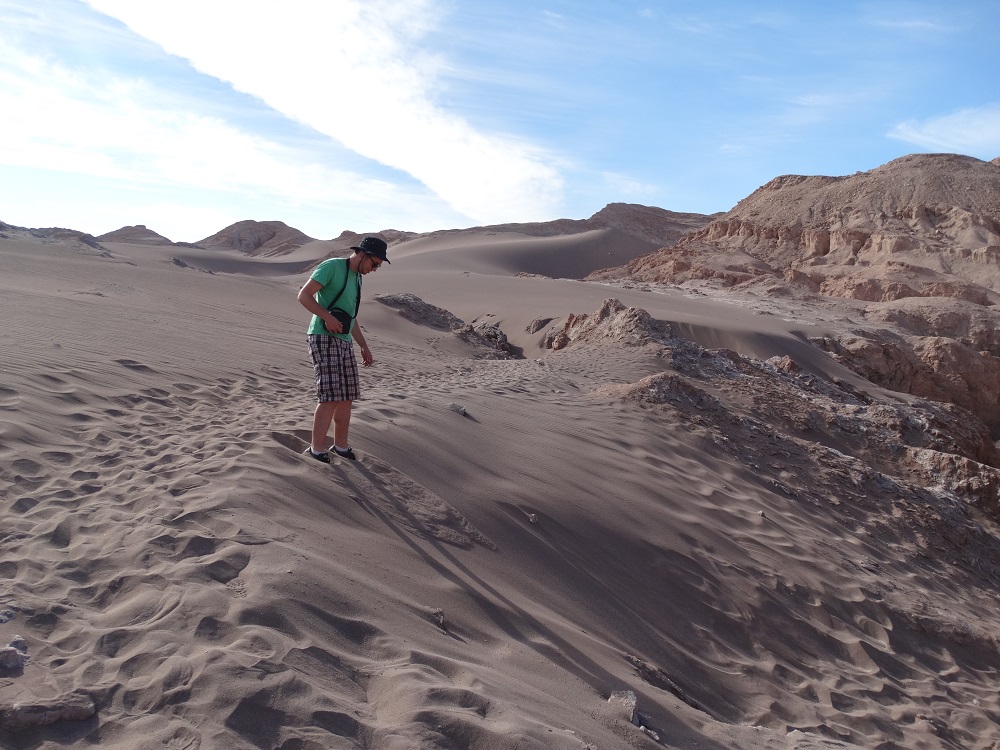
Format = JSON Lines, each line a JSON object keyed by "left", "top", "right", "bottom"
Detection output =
{"left": 308, "top": 335, "right": 360, "bottom": 403}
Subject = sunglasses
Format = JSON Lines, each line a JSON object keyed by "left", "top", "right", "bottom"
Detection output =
{"left": 365, "top": 254, "right": 383, "bottom": 269}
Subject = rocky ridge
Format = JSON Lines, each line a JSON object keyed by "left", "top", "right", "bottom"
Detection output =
{"left": 546, "top": 298, "right": 1000, "bottom": 521}
{"left": 0, "top": 221, "right": 111, "bottom": 256}
{"left": 596, "top": 154, "right": 1000, "bottom": 297}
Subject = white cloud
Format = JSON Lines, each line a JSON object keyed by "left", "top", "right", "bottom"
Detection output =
{"left": 889, "top": 105, "right": 1000, "bottom": 156}
{"left": 0, "top": 32, "right": 471, "bottom": 237}
{"left": 82, "top": 0, "right": 565, "bottom": 224}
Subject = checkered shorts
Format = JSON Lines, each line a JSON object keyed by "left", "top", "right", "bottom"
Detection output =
{"left": 307, "top": 335, "right": 360, "bottom": 403}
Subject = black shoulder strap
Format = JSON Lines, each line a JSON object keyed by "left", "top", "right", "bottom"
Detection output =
{"left": 326, "top": 258, "right": 362, "bottom": 317}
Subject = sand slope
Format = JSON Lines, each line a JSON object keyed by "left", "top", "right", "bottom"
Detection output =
{"left": 2, "top": 223, "right": 1000, "bottom": 749}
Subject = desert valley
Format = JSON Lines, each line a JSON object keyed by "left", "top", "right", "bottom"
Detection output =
{"left": 3, "top": 152, "right": 1000, "bottom": 749}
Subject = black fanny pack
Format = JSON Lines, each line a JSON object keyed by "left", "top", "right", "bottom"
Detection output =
{"left": 327, "top": 307, "right": 354, "bottom": 328}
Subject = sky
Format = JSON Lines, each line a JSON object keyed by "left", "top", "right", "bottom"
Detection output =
{"left": 1, "top": 1, "right": 999, "bottom": 243}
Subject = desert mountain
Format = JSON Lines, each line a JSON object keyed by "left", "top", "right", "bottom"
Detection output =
{"left": 592, "top": 154, "right": 1000, "bottom": 433}
{"left": 596, "top": 154, "right": 1000, "bottom": 296}
{"left": 196, "top": 219, "right": 316, "bottom": 256}
{"left": 96, "top": 224, "right": 173, "bottom": 246}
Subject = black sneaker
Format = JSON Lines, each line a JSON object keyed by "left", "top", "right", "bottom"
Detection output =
{"left": 307, "top": 449, "right": 331, "bottom": 464}
{"left": 333, "top": 446, "right": 357, "bottom": 460}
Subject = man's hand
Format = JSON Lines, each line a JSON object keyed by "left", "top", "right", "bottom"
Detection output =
{"left": 322, "top": 312, "right": 343, "bottom": 334}
{"left": 360, "top": 344, "right": 374, "bottom": 367}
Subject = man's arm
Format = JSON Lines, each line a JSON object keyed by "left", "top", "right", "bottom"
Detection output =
{"left": 352, "top": 316, "right": 374, "bottom": 366}
{"left": 297, "top": 278, "right": 342, "bottom": 333}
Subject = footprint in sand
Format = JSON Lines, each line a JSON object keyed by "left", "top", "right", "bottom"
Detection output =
{"left": 226, "top": 578, "right": 248, "bottom": 598}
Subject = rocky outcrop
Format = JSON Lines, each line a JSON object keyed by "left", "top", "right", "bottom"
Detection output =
{"left": 373, "top": 293, "right": 464, "bottom": 330}
{"left": 465, "top": 321, "right": 514, "bottom": 355}
{"left": 374, "top": 293, "right": 518, "bottom": 359}
{"left": 0, "top": 637, "right": 27, "bottom": 675}
{"left": 541, "top": 298, "right": 674, "bottom": 350}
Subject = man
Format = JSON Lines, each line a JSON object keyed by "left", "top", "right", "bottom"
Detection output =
{"left": 297, "top": 236, "right": 390, "bottom": 462}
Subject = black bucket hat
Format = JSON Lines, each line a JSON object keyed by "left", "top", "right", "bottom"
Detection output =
{"left": 351, "top": 236, "right": 390, "bottom": 263}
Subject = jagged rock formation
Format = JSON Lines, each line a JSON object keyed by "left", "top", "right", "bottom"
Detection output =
{"left": 97, "top": 224, "right": 173, "bottom": 245}
{"left": 547, "top": 300, "right": 1000, "bottom": 519}
{"left": 541, "top": 298, "right": 669, "bottom": 350}
{"left": 197, "top": 220, "right": 316, "bottom": 256}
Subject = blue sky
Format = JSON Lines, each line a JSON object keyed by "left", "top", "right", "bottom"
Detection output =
{"left": 1, "top": 0, "right": 998, "bottom": 243}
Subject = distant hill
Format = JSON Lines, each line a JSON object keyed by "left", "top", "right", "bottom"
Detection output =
{"left": 375, "top": 203, "right": 718, "bottom": 279}
{"left": 187, "top": 204, "right": 716, "bottom": 265}
{"left": 197, "top": 220, "right": 316, "bottom": 257}
{"left": 0, "top": 221, "right": 111, "bottom": 255}
{"left": 426, "top": 202, "right": 717, "bottom": 249}
{"left": 98, "top": 224, "right": 174, "bottom": 245}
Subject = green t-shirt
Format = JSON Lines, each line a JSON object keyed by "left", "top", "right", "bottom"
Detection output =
{"left": 307, "top": 257, "right": 361, "bottom": 340}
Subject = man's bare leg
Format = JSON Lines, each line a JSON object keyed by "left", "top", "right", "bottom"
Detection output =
{"left": 332, "top": 400, "right": 353, "bottom": 449}
{"left": 312, "top": 401, "right": 337, "bottom": 453}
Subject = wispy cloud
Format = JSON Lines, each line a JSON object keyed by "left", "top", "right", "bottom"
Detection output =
{"left": 83, "top": 0, "right": 565, "bottom": 224}
{"left": 889, "top": 105, "right": 1000, "bottom": 156}
{"left": 872, "top": 18, "right": 954, "bottom": 34}
{"left": 0, "top": 18, "right": 466, "bottom": 238}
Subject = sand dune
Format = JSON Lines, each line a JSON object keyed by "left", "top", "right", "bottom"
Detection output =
{"left": 3, "top": 181, "right": 1000, "bottom": 749}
